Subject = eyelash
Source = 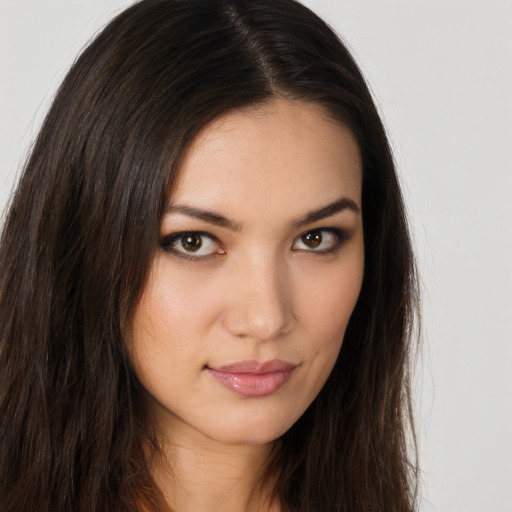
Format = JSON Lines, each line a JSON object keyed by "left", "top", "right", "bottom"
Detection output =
{"left": 159, "top": 227, "right": 352, "bottom": 261}
{"left": 159, "top": 231, "right": 224, "bottom": 261}
{"left": 293, "top": 227, "right": 351, "bottom": 254}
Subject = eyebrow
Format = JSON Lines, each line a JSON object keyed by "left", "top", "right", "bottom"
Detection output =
{"left": 165, "top": 196, "right": 360, "bottom": 231}
{"left": 165, "top": 204, "right": 242, "bottom": 230}
{"left": 291, "top": 197, "right": 360, "bottom": 229}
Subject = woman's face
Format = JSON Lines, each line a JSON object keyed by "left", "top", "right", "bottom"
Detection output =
{"left": 130, "top": 98, "right": 364, "bottom": 446}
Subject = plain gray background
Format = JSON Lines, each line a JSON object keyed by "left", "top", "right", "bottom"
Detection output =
{"left": 1, "top": 1, "right": 511, "bottom": 510}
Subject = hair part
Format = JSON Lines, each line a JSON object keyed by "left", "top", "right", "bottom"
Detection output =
{"left": 0, "top": 1, "right": 420, "bottom": 511}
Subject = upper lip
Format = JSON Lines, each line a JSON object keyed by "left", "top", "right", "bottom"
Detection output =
{"left": 207, "top": 359, "right": 296, "bottom": 374}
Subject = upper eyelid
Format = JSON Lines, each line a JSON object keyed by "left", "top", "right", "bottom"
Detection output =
{"left": 161, "top": 225, "right": 346, "bottom": 237}
{"left": 161, "top": 230, "right": 220, "bottom": 243}
{"left": 296, "top": 226, "right": 351, "bottom": 239}
{"left": 294, "top": 226, "right": 349, "bottom": 242}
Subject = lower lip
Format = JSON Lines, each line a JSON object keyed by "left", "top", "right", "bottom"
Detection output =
{"left": 207, "top": 368, "right": 294, "bottom": 397}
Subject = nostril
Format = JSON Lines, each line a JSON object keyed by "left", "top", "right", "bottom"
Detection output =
{"left": 222, "top": 303, "right": 295, "bottom": 343}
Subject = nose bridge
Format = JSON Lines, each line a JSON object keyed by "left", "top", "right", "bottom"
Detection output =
{"left": 223, "top": 249, "right": 295, "bottom": 342}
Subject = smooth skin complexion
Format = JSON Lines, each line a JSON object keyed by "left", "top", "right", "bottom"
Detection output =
{"left": 130, "top": 98, "right": 364, "bottom": 512}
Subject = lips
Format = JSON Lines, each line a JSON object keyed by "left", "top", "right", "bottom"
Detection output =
{"left": 206, "top": 359, "right": 296, "bottom": 398}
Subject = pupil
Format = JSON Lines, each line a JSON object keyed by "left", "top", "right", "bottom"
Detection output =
{"left": 182, "top": 234, "right": 202, "bottom": 252}
{"left": 302, "top": 231, "right": 322, "bottom": 248}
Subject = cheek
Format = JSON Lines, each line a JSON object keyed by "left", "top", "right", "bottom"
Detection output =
{"left": 290, "top": 249, "right": 364, "bottom": 396}
{"left": 296, "top": 252, "right": 364, "bottom": 339}
{"left": 128, "top": 258, "right": 222, "bottom": 388}
{"left": 134, "top": 257, "right": 221, "bottom": 339}
{"left": 284, "top": 286, "right": 359, "bottom": 411}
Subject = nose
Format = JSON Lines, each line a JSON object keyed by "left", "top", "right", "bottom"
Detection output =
{"left": 221, "top": 254, "right": 296, "bottom": 342}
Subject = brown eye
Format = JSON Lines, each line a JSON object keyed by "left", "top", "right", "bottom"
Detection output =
{"left": 181, "top": 233, "right": 202, "bottom": 252}
{"left": 292, "top": 228, "right": 349, "bottom": 253}
{"left": 160, "top": 231, "right": 224, "bottom": 259}
{"left": 301, "top": 230, "right": 322, "bottom": 248}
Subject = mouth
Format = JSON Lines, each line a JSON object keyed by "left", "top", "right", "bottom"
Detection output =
{"left": 206, "top": 359, "right": 297, "bottom": 398}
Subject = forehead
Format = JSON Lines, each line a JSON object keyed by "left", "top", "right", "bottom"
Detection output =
{"left": 171, "top": 98, "right": 362, "bottom": 222}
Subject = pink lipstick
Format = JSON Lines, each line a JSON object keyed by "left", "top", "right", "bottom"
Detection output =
{"left": 206, "top": 359, "right": 296, "bottom": 398}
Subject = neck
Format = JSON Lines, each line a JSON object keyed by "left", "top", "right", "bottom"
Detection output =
{"left": 150, "top": 424, "right": 281, "bottom": 512}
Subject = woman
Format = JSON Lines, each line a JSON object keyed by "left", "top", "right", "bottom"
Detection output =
{"left": 0, "top": 0, "right": 419, "bottom": 511}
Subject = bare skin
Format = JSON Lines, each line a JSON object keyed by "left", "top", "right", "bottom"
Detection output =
{"left": 131, "top": 98, "right": 364, "bottom": 512}
{"left": 151, "top": 428, "right": 278, "bottom": 512}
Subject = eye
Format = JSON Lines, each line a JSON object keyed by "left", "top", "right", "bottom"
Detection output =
{"left": 292, "top": 228, "right": 350, "bottom": 253}
{"left": 160, "top": 231, "right": 224, "bottom": 259}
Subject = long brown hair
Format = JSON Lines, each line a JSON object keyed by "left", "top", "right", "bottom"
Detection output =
{"left": 0, "top": 0, "right": 419, "bottom": 511}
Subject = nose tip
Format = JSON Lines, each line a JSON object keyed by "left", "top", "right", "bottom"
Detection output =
{"left": 222, "top": 263, "right": 295, "bottom": 342}
{"left": 230, "top": 305, "right": 293, "bottom": 342}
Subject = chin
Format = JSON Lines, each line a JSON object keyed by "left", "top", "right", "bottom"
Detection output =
{"left": 203, "top": 418, "right": 294, "bottom": 447}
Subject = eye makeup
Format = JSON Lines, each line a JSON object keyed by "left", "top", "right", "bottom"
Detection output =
{"left": 159, "top": 226, "right": 353, "bottom": 262}
{"left": 291, "top": 227, "right": 352, "bottom": 254}
{"left": 159, "top": 231, "right": 225, "bottom": 261}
